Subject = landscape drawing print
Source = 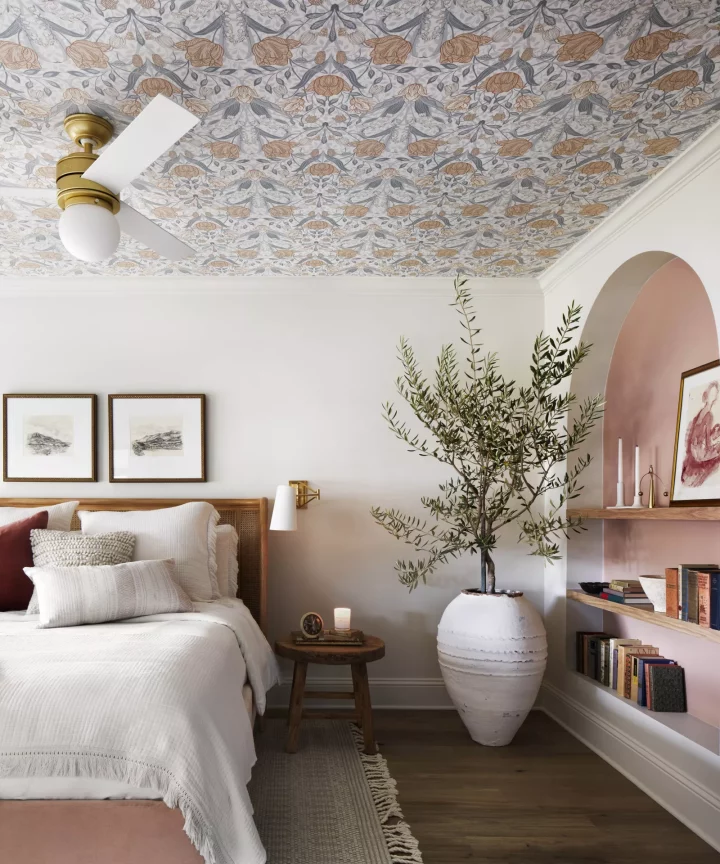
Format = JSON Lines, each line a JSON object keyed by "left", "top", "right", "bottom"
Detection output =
{"left": 24, "top": 415, "right": 74, "bottom": 457}
{"left": 130, "top": 417, "right": 184, "bottom": 458}
{"left": 109, "top": 395, "right": 205, "bottom": 482}
{"left": 3, "top": 394, "right": 96, "bottom": 482}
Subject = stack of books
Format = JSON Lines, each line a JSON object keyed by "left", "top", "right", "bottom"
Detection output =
{"left": 665, "top": 565, "right": 720, "bottom": 629}
{"left": 600, "top": 579, "right": 652, "bottom": 609}
{"left": 576, "top": 631, "right": 686, "bottom": 712}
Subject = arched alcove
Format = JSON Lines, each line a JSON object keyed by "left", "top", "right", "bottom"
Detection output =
{"left": 567, "top": 253, "right": 720, "bottom": 727}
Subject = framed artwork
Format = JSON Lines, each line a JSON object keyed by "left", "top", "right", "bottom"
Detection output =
{"left": 671, "top": 360, "right": 720, "bottom": 505}
{"left": 109, "top": 394, "right": 206, "bottom": 483}
{"left": 3, "top": 394, "right": 97, "bottom": 482}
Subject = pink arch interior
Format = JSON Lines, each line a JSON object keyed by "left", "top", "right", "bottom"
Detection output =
{"left": 602, "top": 257, "right": 720, "bottom": 727}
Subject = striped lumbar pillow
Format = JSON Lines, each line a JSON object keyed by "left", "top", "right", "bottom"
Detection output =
{"left": 25, "top": 559, "right": 192, "bottom": 628}
{"left": 26, "top": 530, "right": 136, "bottom": 614}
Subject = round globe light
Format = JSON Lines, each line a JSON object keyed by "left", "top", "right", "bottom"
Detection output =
{"left": 58, "top": 203, "right": 120, "bottom": 262}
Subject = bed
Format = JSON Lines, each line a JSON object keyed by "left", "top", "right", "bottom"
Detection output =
{"left": 0, "top": 497, "right": 276, "bottom": 864}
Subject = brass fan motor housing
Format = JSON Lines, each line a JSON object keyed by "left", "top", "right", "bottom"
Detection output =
{"left": 56, "top": 113, "right": 119, "bottom": 214}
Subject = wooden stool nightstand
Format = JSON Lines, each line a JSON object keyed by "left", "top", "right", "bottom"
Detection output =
{"left": 275, "top": 636, "right": 385, "bottom": 755}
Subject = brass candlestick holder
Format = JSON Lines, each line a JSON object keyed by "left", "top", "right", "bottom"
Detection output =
{"left": 639, "top": 464, "right": 668, "bottom": 508}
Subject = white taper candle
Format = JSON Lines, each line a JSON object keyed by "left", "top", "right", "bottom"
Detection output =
{"left": 618, "top": 438, "right": 623, "bottom": 484}
{"left": 634, "top": 445, "right": 640, "bottom": 496}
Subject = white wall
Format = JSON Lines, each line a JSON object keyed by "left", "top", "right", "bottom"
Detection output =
{"left": 0, "top": 275, "right": 543, "bottom": 707}
{"left": 539, "top": 124, "right": 720, "bottom": 850}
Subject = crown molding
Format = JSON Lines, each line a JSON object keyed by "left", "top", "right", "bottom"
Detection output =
{"left": 539, "top": 119, "right": 720, "bottom": 296}
{"left": 0, "top": 275, "right": 541, "bottom": 298}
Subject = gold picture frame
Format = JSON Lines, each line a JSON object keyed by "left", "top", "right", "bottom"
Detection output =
{"left": 108, "top": 394, "right": 206, "bottom": 483}
{"left": 2, "top": 394, "right": 97, "bottom": 482}
{"left": 670, "top": 360, "right": 720, "bottom": 506}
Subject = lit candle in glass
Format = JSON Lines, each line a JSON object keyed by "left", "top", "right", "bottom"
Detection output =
{"left": 334, "top": 607, "right": 351, "bottom": 631}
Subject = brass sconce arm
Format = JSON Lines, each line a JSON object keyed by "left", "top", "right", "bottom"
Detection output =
{"left": 289, "top": 480, "right": 321, "bottom": 509}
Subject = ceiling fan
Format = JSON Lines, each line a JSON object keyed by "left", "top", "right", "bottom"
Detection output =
{"left": 0, "top": 95, "right": 199, "bottom": 263}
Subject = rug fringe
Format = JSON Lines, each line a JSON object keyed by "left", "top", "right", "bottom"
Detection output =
{"left": 350, "top": 726, "right": 424, "bottom": 864}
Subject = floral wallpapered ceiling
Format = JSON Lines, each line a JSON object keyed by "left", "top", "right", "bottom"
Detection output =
{"left": 0, "top": 2, "right": 719, "bottom": 278}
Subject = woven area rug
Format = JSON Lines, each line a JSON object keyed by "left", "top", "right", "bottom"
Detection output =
{"left": 248, "top": 720, "right": 423, "bottom": 864}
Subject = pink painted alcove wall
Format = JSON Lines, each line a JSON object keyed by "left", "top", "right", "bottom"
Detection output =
{"left": 602, "top": 257, "right": 720, "bottom": 727}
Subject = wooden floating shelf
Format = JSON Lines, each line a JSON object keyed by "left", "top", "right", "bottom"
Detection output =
{"left": 568, "top": 506, "right": 720, "bottom": 521}
{"left": 567, "top": 590, "right": 720, "bottom": 646}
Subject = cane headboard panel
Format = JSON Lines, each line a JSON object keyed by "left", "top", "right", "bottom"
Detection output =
{"left": 0, "top": 498, "right": 268, "bottom": 633}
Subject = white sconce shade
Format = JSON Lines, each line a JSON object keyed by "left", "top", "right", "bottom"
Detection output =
{"left": 270, "top": 485, "right": 297, "bottom": 531}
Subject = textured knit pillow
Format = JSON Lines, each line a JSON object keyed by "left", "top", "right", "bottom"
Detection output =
{"left": 0, "top": 511, "right": 48, "bottom": 611}
{"left": 0, "top": 501, "right": 78, "bottom": 532}
{"left": 25, "top": 560, "right": 192, "bottom": 628}
{"left": 216, "top": 524, "right": 239, "bottom": 598}
{"left": 26, "top": 530, "right": 136, "bottom": 614}
{"left": 79, "top": 503, "right": 220, "bottom": 601}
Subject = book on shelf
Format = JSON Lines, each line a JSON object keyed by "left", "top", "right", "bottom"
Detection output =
{"left": 610, "top": 639, "right": 640, "bottom": 690}
{"left": 623, "top": 647, "right": 659, "bottom": 698}
{"left": 576, "top": 631, "right": 606, "bottom": 675}
{"left": 711, "top": 572, "right": 720, "bottom": 631}
{"left": 647, "top": 664, "right": 686, "bottom": 713}
{"left": 665, "top": 567, "right": 679, "bottom": 619}
{"left": 597, "top": 637, "right": 613, "bottom": 685}
{"left": 688, "top": 570, "right": 699, "bottom": 625}
{"left": 587, "top": 635, "right": 609, "bottom": 681}
{"left": 603, "top": 588, "right": 649, "bottom": 599}
{"left": 600, "top": 592, "right": 652, "bottom": 606}
{"left": 697, "top": 572, "right": 711, "bottom": 629}
{"left": 679, "top": 565, "right": 717, "bottom": 622}
{"left": 637, "top": 658, "right": 676, "bottom": 707}
{"left": 630, "top": 654, "right": 651, "bottom": 703}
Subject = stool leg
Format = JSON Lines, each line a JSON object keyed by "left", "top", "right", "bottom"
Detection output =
{"left": 287, "top": 662, "right": 298, "bottom": 726}
{"left": 356, "top": 662, "right": 376, "bottom": 755}
{"left": 351, "top": 663, "right": 364, "bottom": 728}
{"left": 286, "top": 661, "right": 307, "bottom": 754}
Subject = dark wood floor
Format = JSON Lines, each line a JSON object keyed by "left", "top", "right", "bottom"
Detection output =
{"left": 373, "top": 710, "right": 720, "bottom": 864}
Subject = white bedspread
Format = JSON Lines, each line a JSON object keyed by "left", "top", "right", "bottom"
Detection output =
{"left": 0, "top": 598, "right": 279, "bottom": 864}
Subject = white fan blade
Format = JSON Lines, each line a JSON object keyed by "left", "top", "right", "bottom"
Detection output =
{"left": 116, "top": 202, "right": 194, "bottom": 261}
{"left": 0, "top": 186, "right": 55, "bottom": 201}
{"left": 83, "top": 95, "right": 200, "bottom": 195}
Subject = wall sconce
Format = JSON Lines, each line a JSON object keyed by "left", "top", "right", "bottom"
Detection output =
{"left": 289, "top": 480, "right": 321, "bottom": 509}
{"left": 269, "top": 481, "right": 321, "bottom": 532}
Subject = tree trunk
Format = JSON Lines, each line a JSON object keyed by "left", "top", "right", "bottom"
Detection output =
{"left": 481, "top": 549, "right": 496, "bottom": 593}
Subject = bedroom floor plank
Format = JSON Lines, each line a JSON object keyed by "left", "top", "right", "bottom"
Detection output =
{"left": 372, "top": 710, "right": 720, "bottom": 864}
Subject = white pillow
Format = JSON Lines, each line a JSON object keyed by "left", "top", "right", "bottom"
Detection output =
{"left": 26, "top": 560, "right": 192, "bottom": 628}
{"left": 216, "top": 524, "right": 239, "bottom": 597}
{"left": 26, "top": 530, "right": 136, "bottom": 614}
{"left": 0, "top": 501, "right": 78, "bottom": 532}
{"left": 79, "top": 503, "right": 220, "bottom": 601}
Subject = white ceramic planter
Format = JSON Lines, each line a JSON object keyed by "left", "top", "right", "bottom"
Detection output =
{"left": 437, "top": 591, "right": 547, "bottom": 746}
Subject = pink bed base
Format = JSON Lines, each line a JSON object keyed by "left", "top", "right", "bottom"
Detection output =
{"left": 0, "top": 800, "right": 203, "bottom": 864}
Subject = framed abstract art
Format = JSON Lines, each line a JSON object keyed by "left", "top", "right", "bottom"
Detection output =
{"left": 3, "top": 394, "right": 97, "bottom": 482}
{"left": 670, "top": 360, "right": 720, "bottom": 505}
{"left": 108, "top": 394, "right": 206, "bottom": 483}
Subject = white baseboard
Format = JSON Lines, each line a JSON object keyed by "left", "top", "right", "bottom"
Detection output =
{"left": 267, "top": 675, "right": 453, "bottom": 709}
{"left": 538, "top": 681, "right": 720, "bottom": 853}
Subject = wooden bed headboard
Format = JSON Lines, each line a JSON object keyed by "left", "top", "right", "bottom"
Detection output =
{"left": 0, "top": 498, "right": 269, "bottom": 634}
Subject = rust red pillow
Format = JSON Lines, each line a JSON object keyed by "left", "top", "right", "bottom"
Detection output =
{"left": 0, "top": 511, "right": 49, "bottom": 611}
